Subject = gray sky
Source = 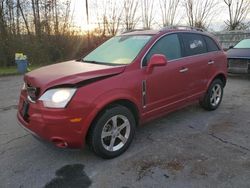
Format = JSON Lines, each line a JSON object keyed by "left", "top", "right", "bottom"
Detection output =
{"left": 71, "top": 0, "right": 250, "bottom": 32}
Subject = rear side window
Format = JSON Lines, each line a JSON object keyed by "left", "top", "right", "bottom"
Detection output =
{"left": 182, "top": 33, "right": 206, "bottom": 56}
{"left": 143, "top": 34, "right": 182, "bottom": 66}
{"left": 203, "top": 36, "right": 220, "bottom": 52}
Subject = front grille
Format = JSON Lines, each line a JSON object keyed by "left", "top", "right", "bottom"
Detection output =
{"left": 26, "top": 84, "right": 40, "bottom": 102}
{"left": 228, "top": 59, "right": 249, "bottom": 69}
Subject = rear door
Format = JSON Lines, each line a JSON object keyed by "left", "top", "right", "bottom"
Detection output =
{"left": 180, "top": 33, "right": 210, "bottom": 97}
{"left": 202, "top": 35, "right": 224, "bottom": 78}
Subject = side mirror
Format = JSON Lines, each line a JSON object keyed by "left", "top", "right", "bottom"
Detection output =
{"left": 146, "top": 54, "right": 167, "bottom": 73}
{"left": 229, "top": 45, "right": 234, "bottom": 49}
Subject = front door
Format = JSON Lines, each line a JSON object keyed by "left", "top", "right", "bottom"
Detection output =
{"left": 141, "top": 34, "right": 187, "bottom": 117}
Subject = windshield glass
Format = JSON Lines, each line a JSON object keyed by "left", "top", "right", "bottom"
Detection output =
{"left": 83, "top": 35, "right": 152, "bottom": 65}
{"left": 234, "top": 39, "right": 250, "bottom": 49}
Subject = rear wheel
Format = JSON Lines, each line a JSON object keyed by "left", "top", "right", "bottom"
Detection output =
{"left": 88, "top": 105, "right": 136, "bottom": 159}
{"left": 200, "top": 79, "right": 224, "bottom": 111}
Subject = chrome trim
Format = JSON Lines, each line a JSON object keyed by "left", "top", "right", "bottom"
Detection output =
{"left": 27, "top": 95, "right": 36, "bottom": 103}
{"left": 22, "top": 83, "right": 27, "bottom": 90}
{"left": 179, "top": 67, "right": 189, "bottom": 73}
{"left": 26, "top": 84, "right": 38, "bottom": 103}
{"left": 142, "top": 80, "right": 147, "bottom": 108}
{"left": 140, "top": 31, "right": 223, "bottom": 68}
{"left": 208, "top": 61, "right": 215, "bottom": 65}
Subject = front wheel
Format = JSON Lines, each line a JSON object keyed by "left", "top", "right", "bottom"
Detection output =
{"left": 88, "top": 105, "right": 136, "bottom": 159}
{"left": 200, "top": 79, "right": 224, "bottom": 111}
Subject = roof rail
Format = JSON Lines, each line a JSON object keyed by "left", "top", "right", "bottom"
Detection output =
{"left": 160, "top": 25, "right": 204, "bottom": 32}
{"left": 122, "top": 29, "right": 147, "bottom": 34}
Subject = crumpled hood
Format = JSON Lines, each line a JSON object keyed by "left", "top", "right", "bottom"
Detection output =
{"left": 24, "top": 60, "right": 126, "bottom": 92}
{"left": 227, "top": 48, "right": 250, "bottom": 59}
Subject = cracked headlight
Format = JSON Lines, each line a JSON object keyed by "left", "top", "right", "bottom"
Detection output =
{"left": 39, "top": 88, "right": 76, "bottom": 108}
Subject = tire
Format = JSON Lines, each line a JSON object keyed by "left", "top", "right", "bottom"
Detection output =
{"left": 200, "top": 79, "right": 224, "bottom": 111}
{"left": 87, "top": 105, "right": 136, "bottom": 159}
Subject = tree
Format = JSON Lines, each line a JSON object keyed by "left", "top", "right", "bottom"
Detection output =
{"left": 105, "top": 1, "right": 123, "bottom": 36}
{"left": 159, "top": 0, "right": 180, "bottom": 27}
{"left": 92, "top": 0, "right": 108, "bottom": 36}
{"left": 31, "top": 0, "right": 41, "bottom": 37}
{"left": 17, "top": 0, "right": 31, "bottom": 36}
{"left": 0, "top": 0, "right": 9, "bottom": 66}
{"left": 93, "top": 0, "right": 123, "bottom": 36}
{"left": 224, "top": 0, "right": 250, "bottom": 30}
{"left": 141, "top": 0, "right": 154, "bottom": 29}
{"left": 0, "top": 0, "right": 79, "bottom": 67}
{"left": 184, "top": 0, "right": 217, "bottom": 29}
{"left": 123, "top": 0, "right": 140, "bottom": 31}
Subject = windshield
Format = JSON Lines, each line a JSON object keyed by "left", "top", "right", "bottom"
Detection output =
{"left": 234, "top": 39, "right": 250, "bottom": 49}
{"left": 83, "top": 35, "right": 152, "bottom": 65}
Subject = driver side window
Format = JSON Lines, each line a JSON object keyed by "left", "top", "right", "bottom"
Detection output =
{"left": 143, "top": 34, "right": 182, "bottom": 66}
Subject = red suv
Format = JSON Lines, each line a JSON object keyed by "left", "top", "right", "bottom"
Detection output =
{"left": 17, "top": 28, "right": 227, "bottom": 158}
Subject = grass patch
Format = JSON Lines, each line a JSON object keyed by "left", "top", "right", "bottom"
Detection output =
{"left": 0, "top": 65, "right": 42, "bottom": 76}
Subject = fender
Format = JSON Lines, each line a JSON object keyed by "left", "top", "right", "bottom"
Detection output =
{"left": 79, "top": 88, "right": 141, "bottom": 140}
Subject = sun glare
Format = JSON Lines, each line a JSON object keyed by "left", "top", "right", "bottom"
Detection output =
{"left": 71, "top": 0, "right": 98, "bottom": 32}
{"left": 81, "top": 24, "right": 98, "bottom": 32}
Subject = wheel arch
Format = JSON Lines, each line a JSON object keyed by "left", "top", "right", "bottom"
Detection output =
{"left": 85, "top": 98, "right": 140, "bottom": 145}
{"left": 207, "top": 73, "right": 227, "bottom": 89}
{"left": 97, "top": 99, "right": 140, "bottom": 126}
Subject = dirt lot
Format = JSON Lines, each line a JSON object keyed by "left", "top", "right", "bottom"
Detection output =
{"left": 0, "top": 75, "right": 250, "bottom": 188}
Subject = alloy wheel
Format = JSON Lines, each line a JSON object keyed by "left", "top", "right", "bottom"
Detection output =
{"left": 210, "top": 83, "right": 222, "bottom": 107}
{"left": 101, "top": 115, "right": 131, "bottom": 152}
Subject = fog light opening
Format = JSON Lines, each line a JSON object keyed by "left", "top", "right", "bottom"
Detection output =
{"left": 51, "top": 137, "right": 68, "bottom": 148}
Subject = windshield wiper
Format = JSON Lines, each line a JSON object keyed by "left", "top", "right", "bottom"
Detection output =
{"left": 82, "top": 60, "right": 101, "bottom": 64}
{"left": 82, "top": 59, "right": 110, "bottom": 64}
{"left": 82, "top": 59, "right": 124, "bottom": 66}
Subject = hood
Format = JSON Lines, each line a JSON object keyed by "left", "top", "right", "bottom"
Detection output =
{"left": 227, "top": 48, "right": 250, "bottom": 59}
{"left": 24, "top": 60, "right": 126, "bottom": 92}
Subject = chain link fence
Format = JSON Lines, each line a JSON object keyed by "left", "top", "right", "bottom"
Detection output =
{"left": 214, "top": 30, "right": 250, "bottom": 49}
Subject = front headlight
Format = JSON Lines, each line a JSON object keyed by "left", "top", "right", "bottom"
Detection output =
{"left": 39, "top": 88, "right": 77, "bottom": 108}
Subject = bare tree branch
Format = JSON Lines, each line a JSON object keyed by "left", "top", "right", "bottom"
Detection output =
{"left": 184, "top": 0, "right": 218, "bottom": 29}
{"left": 224, "top": 0, "right": 250, "bottom": 30}
{"left": 159, "top": 0, "right": 180, "bottom": 27}
{"left": 123, "top": 0, "right": 140, "bottom": 31}
{"left": 141, "top": 0, "right": 154, "bottom": 29}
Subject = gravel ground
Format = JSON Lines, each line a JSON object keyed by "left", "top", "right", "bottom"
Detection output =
{"left": 0, "top": 74, "right": 250, "bottom": 188}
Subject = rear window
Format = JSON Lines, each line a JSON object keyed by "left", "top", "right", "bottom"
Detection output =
{"left": 182, "top": 33, "right": 206, "bottom": 56}
{"left": 203, "top": 36, "right": 220, "bottom": 52}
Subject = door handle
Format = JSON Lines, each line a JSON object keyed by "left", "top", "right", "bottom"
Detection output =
{"left": 208, "top": 60, "right": 215, "bottom": 65}
{"left": 179, "top": 67, "right": 188, "bottom": 73}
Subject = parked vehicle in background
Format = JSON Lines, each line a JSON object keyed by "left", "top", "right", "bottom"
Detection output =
{"left": 17, "top": 26, "right": 227, "bottom": 158}
{"left": 227, "top": 39, "right": 250, "bottom": 74}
